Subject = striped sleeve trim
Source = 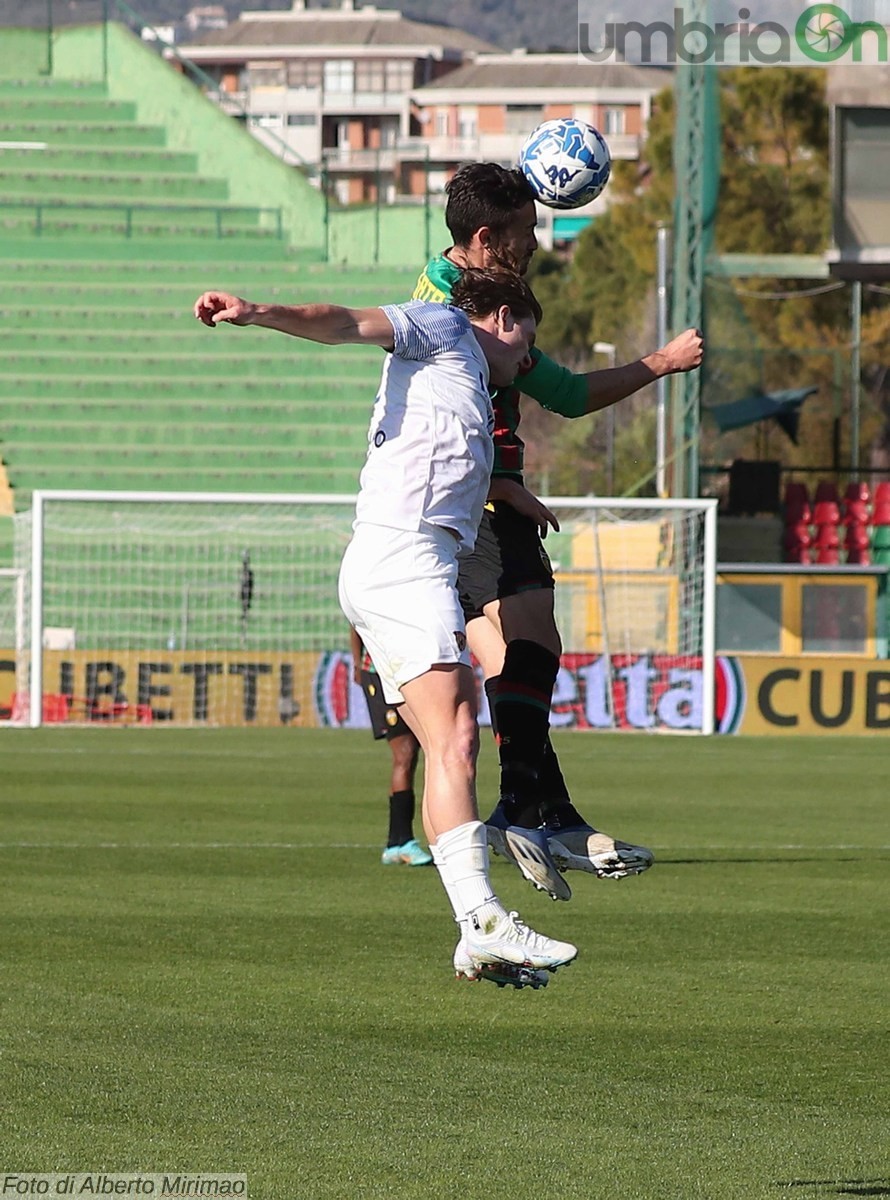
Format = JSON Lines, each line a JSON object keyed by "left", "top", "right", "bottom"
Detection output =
{"left": 380, "top": 301, "right": 470, "bottom": 361}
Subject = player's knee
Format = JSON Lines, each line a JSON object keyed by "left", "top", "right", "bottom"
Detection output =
{"left": 509, "top": 625, "right": 561, "bottom": 658}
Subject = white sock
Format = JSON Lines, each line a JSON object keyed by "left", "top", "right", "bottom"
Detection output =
{"left": 435, "top": 820, "right": 505, "bottom": 927}
{"left": 430, "top": 843, "right": 464, "bottom": 924}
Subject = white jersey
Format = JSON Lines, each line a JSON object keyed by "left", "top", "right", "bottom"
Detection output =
{"left": 353, "top": 301, "right": 494, "bottom": 552}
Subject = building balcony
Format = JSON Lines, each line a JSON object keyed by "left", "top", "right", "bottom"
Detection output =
{"left": 293, "top": 131, "right": 645, "bottom": 181}
{"left": 397, "top": 131, "right": 642, "bottom": 164}
{"left": 219, "top": 86, "right": 406, "bottom": 116}
{"left": 322, "top": 146, "right": 400, "bottom": 172}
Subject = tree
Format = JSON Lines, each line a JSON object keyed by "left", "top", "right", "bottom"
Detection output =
{"left": 524, "top": 68, "right": 889, "bottom": 496}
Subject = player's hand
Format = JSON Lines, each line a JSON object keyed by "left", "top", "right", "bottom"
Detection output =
{"left": 488, "top": 477, "right": 560, "bottom": 538}
{"left": 660, "top": 327, "right": 704, "bottom": 373}
{"left": 194, "top": 291, "right": 256, "bottom": 327}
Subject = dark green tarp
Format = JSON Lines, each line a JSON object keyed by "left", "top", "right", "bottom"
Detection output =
{"left": 707, "top": 386, "right": 818, "bottom": 445}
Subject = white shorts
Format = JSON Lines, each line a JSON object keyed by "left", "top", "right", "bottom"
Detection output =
{"left": 338, "top": 522, "right": 470, "bottom": 704}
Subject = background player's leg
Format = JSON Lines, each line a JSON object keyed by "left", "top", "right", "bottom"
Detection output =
{"left": 381, "top": 729, "right": 430, "bottom": 865}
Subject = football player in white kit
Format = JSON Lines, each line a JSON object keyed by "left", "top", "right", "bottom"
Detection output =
{"left": 194, "top": 268, "right": 577, "bottom": 989}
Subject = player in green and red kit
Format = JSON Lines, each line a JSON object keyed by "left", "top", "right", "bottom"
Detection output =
{"left": 413, "top": 163, "right": 704, "bottom": 901}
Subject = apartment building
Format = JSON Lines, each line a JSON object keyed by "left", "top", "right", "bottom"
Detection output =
{"left": 407, "top": 52, "right": 670, "bottom": 240}
{"left": 826, "top": 63, "right": 890, "bottom": 280}
{"left": 181, "top": 1, "right": 670, "bottom": 238}
{"left": 180, "top": 0, "right": 496, "bottom": 202}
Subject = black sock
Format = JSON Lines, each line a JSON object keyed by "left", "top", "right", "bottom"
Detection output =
{"left": 494, "top": 639, "right": 559, "bottom": 828}
{"left": 537, "top": 737, "right": 587, "bottom": 828}
{"left": 484, "top": 676, "right": 499, "bottom": 738}
{"left": 387, "top": 789, "right": 415, "bottom": 847}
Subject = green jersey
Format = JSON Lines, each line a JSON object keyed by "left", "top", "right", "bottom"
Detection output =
{"left": 412, "top": 253, "right": 589, "bottom": 479}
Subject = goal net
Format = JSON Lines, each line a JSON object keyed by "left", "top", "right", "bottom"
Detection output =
{"left": 7, "top": 490, "right": 716, "bottom": 732}
{"left": 546, "top": 498, "right": 716, "bottom": 733}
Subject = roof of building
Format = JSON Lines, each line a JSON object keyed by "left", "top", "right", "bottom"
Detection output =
{"left": 416, "top": 54, "right": 672, "bottom": 91}
{"left": 3, "top": 0, "right": 105, "bottom": 27}
{"left": 182, "top": 5, "right": 498, "bottom": 54}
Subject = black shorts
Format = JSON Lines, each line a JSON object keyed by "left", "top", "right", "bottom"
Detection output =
{"left": 458, "top": 501, "right": 555, "bottom": 622}
{"left": 359, "top": 669, "right": 412, "bottom": 740}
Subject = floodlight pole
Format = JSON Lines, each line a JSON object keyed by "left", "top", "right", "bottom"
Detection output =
{"left": 656, "top": 223, "right": 670, "bottom": 498}
{"left": 671, "top": 59, "right": 707, "bottom": 500}
{"left": 850, "top": 280, "right": 862, "bottom": 475}
{"left": 671, "top": 0, "right": 718, "bottom": 501}
{"left": 594, "top": 341, "right": 617, "bottom": 493}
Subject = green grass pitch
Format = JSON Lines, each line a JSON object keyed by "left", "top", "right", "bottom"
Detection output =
{"left": 0, "top": 729, "right": 887, "bottom": 1200}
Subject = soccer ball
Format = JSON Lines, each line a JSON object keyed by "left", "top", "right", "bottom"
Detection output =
{"left": 518, "top": 118, "right": 612, "bottom": 210}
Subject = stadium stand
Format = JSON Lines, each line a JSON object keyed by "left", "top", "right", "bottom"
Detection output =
{"left": 781, "top": 479, "right": 890, "bottom": 566}
{"left": 0, "top": 244, "right": 418, "bottom": 502}
{"left": 0, "top": 69, "right": 420, "bottom": 567}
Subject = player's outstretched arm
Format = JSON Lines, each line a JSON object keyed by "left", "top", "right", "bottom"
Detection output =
{"left": 519, "top": 329, "right": 704, "bottom": 420}
{"left": 193, "top": 291, "right": 395, "bottom": 349}
{"left": 581, "top": 327, "right": 704, "bottom": 415}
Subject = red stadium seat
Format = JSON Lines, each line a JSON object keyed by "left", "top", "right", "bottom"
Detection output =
{"left": 784, "top": 481, "right": 810, "bottom": 507}
{"left": 874, "top": 482, "right": 890, "bottom": 506}
{"left": 844, "top": 481, "right": 870, "bottom": 504}
{"left": 815, "top": 546, "right": 841, "bottom": 564}
{"left": 815, "top": 524, "right": 840, "bottom": 549}
{"left": 814, "top": 480, "right": 840, "bottom": 504}
{"left": 783, "top": 482, "right": 811, "bottom": 524}
{"left": 846, "top": 546, "right": 871, "bottom": 565}
{"left": 844, "top": 524, "right": 870, "bottom": 551}
{"left": 843, "top": 498, "right": 870, "bottom": 526}
{"left": 872, "top": 503, "right": 890, "bottom": 526}
{"left": 785, "top": 499, "right": 811, "bottom": 525}
{"left": 813, "top": 500, "right": 840, "bottom": 526}
{"left": 783, "top": 521, "right": 812, "bottom": 547}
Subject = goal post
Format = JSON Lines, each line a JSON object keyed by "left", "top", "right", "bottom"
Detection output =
{"left": 544, "top": 497, "right": 717, "bottom": 734}
{"left": 10, "top": 490, "right": 717, "bottom": 732}
{"left": 0, "top": 566, "right": 26, "bottom": 723}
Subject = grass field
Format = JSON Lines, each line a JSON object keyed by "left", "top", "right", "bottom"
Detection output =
{"left": 0, "top": 729, "right": 887, "bottom": 1200}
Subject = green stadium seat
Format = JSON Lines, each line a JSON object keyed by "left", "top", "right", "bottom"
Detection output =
{"left": 0, "top": 76, "right": 420, "bottom": 508}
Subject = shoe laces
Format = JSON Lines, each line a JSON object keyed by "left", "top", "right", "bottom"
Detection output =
{"left": 504, "top": 911, "right": 554, "bottom": 950}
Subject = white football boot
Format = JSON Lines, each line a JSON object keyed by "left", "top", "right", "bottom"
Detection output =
{"left": 453, "top": 934, "right": 550, "bottom": 990}
{"left": 465, "top": 908, "right": 577, "bottom": 973}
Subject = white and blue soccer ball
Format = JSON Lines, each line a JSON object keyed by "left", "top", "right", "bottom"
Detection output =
{"left": 518, "top": 118, "right": 612, "bottom": 210}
